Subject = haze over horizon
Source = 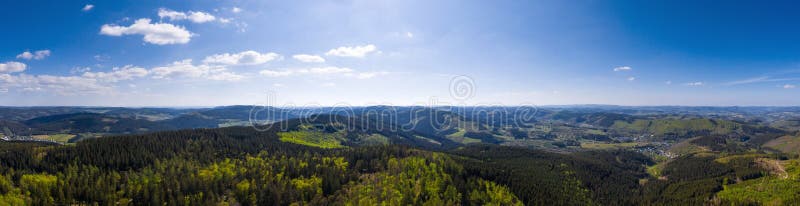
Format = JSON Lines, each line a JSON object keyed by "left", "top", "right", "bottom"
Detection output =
{"left": 2, "top": 0, "right": 800, "bottom": 106}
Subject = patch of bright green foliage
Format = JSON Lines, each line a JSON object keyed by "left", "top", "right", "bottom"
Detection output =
{"left": 647, "top": 163, "right": 665, "bottom": 177}
{"left": 339, "top": 154, "right": 523, "bottom": 205}
{"left": 714, "top": 153, "right": 768, "bottom": 164}
{"left": 446, "top": 129, "right": 482, "bottom": 144}
{"left": 0, "top": 174, "right": 27, "bottom": 205}
{"left": 716, "top": 159, "right": 800, "bottom": 205}
{"left": 358, "top": 133, "right": 391, "bottom": 145}
{"left": 468, "top": 178, "right": 525, "bottom": 206}
{"left": 278, "top": 131, "right": 345, "bottom": 149}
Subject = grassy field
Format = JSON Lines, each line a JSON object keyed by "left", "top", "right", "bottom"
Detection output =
{"left": 580, "top": 142, "right": 640, "bottom": 150}
{"left": 414, "top": 135, "right": 442, "bottom": 145}
{"left": 445, "top": 129, "right": 482, "bottom": 144}
{"left": 277, "top": 131, "right": 345, "bottom": 149}
{"left": 714, "top": 153, "right": 769, "bottom": 164}
{"left": 31, "top": 134, "right": 76, "bottom": 143}
{"left": 584, "top": 129, "right": 607, "bottom": 135}
{"left": 646, "top": 163, "right": 666, "bottom": 177}
{"left": 358, "top": 133, "right": 390, "bottom": 145}
{"left": 668, "top": 137, "right": 710, "bottom": 156}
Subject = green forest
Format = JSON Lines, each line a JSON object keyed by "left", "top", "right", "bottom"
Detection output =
{"left": 1, "top": 117, "right": 799, "bottom": 205}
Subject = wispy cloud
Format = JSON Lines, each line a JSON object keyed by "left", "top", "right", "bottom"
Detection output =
{"left": 16, "top": 50, "right": 51, "bottom": 60}
{"left": 82, "top": 4, "right": 94, "bottom": 12}
{"left": 0, "top": 73, "right": 112, "bottom": 95}
{"left": 203, "top": 51, "right": 281, "bottom": 66}
{"left": 158, "top": 8, "right": 220, "bottom": 24}
{"left": 82, "top": 65, "right": 148, "bottom": 82}
{"left": 150, "top": 59, "right": 242, "bottom": 81}
{"left": 352, "top": 71, "right": 389, "bottom": 79}
{"left": 723, "top": 76, "right": 769, "bottom": 86}
{"left": 613, "top": 66, "right": 631, "bottom": 72}
{"left": 292, "top": 54, "right": 325, "bottom": 63}
{"left": 685, "top": 82, "right": 704, "bottom": 86}
{"left": 724, "top": 76, "right": 800, "bottom": 86}
{"left": 325, "top": 44, "right": 378, "bottom": 58}
{"left": 784, "top": 84, "right": 796, "bottom": 89}
{"left": 259, "top": 67, "right": 387, "bottom": 80}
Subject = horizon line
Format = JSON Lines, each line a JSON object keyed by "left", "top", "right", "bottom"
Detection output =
{"left": 2, "top": 104, "right": 800, "bottom": 108}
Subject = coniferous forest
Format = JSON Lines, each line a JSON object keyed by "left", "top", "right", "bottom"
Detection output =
{"left": 3, "top": 117, "right": 797, "bottom": 205}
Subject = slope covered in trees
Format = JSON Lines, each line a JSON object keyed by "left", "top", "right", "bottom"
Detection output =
{"left": 1, "top": 110, "right": 799, "bottom": 205}
{"left": 0, "top": 126, "right": 528, "bottom": 205}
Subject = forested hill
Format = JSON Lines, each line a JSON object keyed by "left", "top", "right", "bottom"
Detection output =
{"left": 1, "top": 109, "right": 799, "bottom": 205}
{"left": 0, "top": 124, "right": 516, "bottom": 205}
{"left": 0, "top": 122, "right": 657, "bottom": 205}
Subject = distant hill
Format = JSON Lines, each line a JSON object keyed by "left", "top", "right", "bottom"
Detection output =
{"left": 24, "top": 113, "right": 174, "bottom": 134}
{"left": 763, "top": 134, "right": 800, "bottom": 154}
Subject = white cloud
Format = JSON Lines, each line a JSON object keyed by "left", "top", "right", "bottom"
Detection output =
{"left": 685, "top": 82, "right": 704, "bottom": 86}
{"left": 82, "top": 4, "right": 94, "bottom": 12}
{"left": 260, "top": 67, "right": 387, "bottom": 80}
{"left": 71, "top": 67, "right": 92, "bottom": 74}
{"left": 259, "top": 67, "right": 352, "bottom": 77}
{"left": 406, "top": 32, "right": 414, "bottom": 38}
{"left": 81, "top": 65, "right": 148, "bottom": 82}
{"left": 259, "top": 70, "right": 293, "bottom": 77}
{"left": 325, "top": 44, "right": 377, "bottom": 58}
{"left": 203, "top": 51, "right": 281, "bottom": 65}
{"left": 150, "top": 59, "right": 241, "bottom": 81}
{"left": 100, "top": 18, "right": 193, "bottom": 45}
{"left": 784, "top": 84, "right": 796, "bottom": 89}
{"left": 352, "top": 71, "right": 389, "bottom": 79}
{"left": 94, "top": 54, "right": 110, "bottom": 62}
{"left": 613, "top": 66, "right": 631, "bottom": 72}
{"left": 16, "top": 50, "right": 51, "bottom": 60}
{"left": 0, "top": 62, "right": 26, "bottom": 73}
{"left": 187, "top": 12, "right": 216, "bottom": 23}
{"left": 206, "top": 72, "right": 244, "bottom": 81}
{"left": 0, "top": 74, "right": 111, "bottom": 95}
{"left": 272, "top": 83, "right": 285, "bottom": 87}
{"left": 627, "top": 77, "right": 636, "bottom": 81}
{"left": 151, "top": 59, "right": 213, "bottom": 79}
{"left": 15, "top": 52, "right": 33, "bottom": 60}
{"left": 232, "top": 7, "right": 242, "bottom": 13}
{"left": 665, "top": 80, "right": 672, "bottom": 85}
{"left": 321, "top": 82, "right": 336, "bottom": 87}
{"left": 305, "top": 67, "right": 353, "bottom": 74}
{"left": 158, "top": 8, "right": 220, "bottom": 23}
{"left": 292, "top": 54, "right": 325, "bottom": 63}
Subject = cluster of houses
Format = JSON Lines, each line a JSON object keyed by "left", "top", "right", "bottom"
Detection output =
{"left": 1, "top": 128, "right": 61, "bottom": 144}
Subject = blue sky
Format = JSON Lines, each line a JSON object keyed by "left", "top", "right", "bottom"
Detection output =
{"left": 1, "top": 0, "right": 799, "bottom": 106}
